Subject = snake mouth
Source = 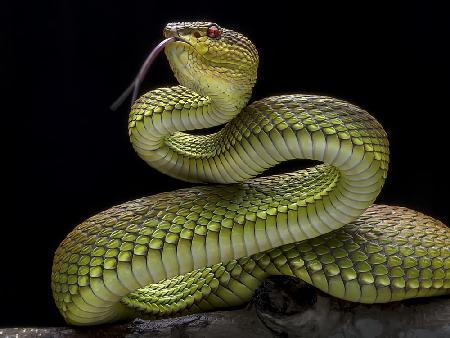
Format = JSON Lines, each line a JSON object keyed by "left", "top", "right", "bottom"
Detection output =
{"left": 110, "top": 35, "right": 192, "bottom": 110}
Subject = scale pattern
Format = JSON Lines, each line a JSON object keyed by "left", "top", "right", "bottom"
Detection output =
{"left": 122, "top": 205, "right": 449, "bottom": 318}
{"left": 51, "top": 21, "right": 450, "bottom": 326}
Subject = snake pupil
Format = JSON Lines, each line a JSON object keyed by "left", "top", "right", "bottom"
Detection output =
{"left": 207, "top": 24, "right": 220, "bottom": 38}
{"left": 193, "top": 31, "right": 201, "bottom": 39}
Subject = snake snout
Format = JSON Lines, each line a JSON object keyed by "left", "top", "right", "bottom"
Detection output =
{"left": 163, "top": 25, "right": 178, "bottom": 38}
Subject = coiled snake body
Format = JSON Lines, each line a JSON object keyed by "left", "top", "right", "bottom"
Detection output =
{"left": 52, "top": 22, "right": 450, "bottom": 325}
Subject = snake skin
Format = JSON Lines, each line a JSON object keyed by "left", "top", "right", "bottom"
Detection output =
{"left": 51, "top": 22, "right": 450, "bottom": 326}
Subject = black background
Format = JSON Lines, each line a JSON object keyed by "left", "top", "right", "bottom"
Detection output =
{"left": 8, "top": 0, "right": 449, "bottom": 327}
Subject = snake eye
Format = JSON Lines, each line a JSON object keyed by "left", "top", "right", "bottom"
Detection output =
{"left": 206, "top": 24, "right": 221, "bottom": 39}
{"left": 193, "top": 31, "right": 201, "bottom": 39}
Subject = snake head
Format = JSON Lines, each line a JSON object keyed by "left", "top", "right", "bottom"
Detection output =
{"left": 163, "top": 21, "right": 259, "bottom": 110}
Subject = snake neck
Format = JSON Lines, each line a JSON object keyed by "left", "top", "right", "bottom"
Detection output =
{"left": 167, "top": 58, "right": 253, "bottom": 121}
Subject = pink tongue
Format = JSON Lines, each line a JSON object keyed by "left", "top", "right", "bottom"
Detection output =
{"left": 111, "top": 36, "right": 179, "bottom": 110}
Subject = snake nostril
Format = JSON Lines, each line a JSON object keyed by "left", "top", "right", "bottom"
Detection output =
{"left": 163, "top": 26, "right": 177, "bottom": 38}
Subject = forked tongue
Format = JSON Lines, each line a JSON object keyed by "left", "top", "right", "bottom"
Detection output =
{"left": 110, "top": 36, "right": 180, "bottom": 110}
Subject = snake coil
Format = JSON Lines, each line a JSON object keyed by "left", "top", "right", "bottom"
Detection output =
{"left": 52, "top": 22, "right": 450, "bottom": 326}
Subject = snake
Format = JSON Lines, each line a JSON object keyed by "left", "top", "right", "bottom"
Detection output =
{"left": 51, "top": 21, "right": 450, "bottom": 326}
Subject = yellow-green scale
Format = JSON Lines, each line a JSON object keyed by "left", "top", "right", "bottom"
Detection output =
{"left": 51, "top": 22, "right": 448, "bottom": 326}
{"left": 120, "top": 205, "right": 449, "bottom": 318}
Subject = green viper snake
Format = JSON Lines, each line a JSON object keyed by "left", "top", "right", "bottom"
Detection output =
{"left": 51, "top": 22, "right": 450, "bottom": 326}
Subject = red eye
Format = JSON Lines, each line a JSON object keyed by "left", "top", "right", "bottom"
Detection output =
{"left": 207, "top": 25, "right": 221, "bottom": 39}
